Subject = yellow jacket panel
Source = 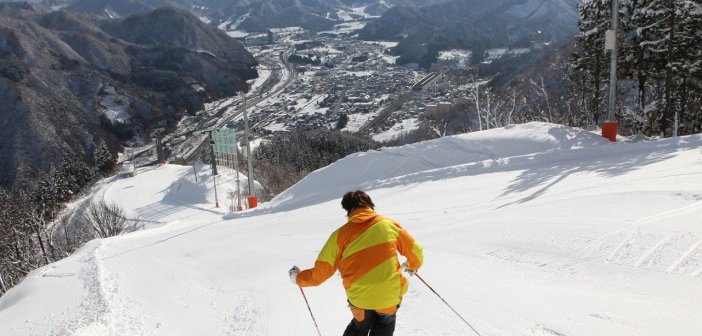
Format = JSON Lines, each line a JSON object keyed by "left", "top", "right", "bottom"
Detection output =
{"left": 296, "top": 207, "right": 423, "bottom": 310}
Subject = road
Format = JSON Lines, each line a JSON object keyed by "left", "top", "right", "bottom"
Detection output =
{"left": 128, "top": 46, "right": 296, "bottom": 165}
{"left": 184, "top": 46, "right": 296, "bottom": 163}
{"left": 357, "top": 72, "right": 437, "bottom": 134}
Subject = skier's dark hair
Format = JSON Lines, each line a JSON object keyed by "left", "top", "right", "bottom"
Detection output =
{"left": 341, "top": 190, "right": 375, "bottom": 215}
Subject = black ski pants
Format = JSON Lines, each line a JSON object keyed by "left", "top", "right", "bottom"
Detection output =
{"left": 342, "top": 308, "right": 397, "bottom": 336}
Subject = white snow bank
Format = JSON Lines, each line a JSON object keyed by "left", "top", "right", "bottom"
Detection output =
{"left": 1, "top": 122, "right": 701, "bottom": 336}
{"left": 264, "top": 122, "right": 609, "bottom": 212}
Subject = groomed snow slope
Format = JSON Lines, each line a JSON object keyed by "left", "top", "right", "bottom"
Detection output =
{"left": 1, "top": 122, "right": 701, "bottom": 336}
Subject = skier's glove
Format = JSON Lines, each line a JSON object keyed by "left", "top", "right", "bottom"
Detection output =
{"left": 289, "top": 266, "right": 300, "bottom": 284}
{"left": 401, "top": 262, "right": 416, "bottom": 277}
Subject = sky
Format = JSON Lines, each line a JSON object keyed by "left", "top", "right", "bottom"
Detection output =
{"left": 1, "top": 122, "right": 701, "bottom": 336}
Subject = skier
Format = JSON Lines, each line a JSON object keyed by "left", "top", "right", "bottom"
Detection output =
{"left": 289, "top": 190, "right": 423, "bottom": 336}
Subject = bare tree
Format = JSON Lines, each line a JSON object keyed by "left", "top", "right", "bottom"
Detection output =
{"left": 530, "top": 74, "right": 554, "bottom": 122}
{"left": 48, "top": 214, "right": 94, "bottom": 259}
{"left": 483, "top": 88, "right": 519, "bottom": 129}
{"left": 465, "top": 72, "right": 486, "bottom": 131}
{"left": 83, "top": 200, "right": 141, "bottom": 238}
{"left": 27, "top": 210, "right": 52, "bottom": 266}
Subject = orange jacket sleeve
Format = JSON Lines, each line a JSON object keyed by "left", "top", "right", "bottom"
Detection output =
{"left": 395, "top": 222, "right": 423, "bottom": 270}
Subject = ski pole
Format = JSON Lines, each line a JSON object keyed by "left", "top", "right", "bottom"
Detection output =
{"left": 415, "top": 273, "right": 483, "bottom": 336}
{"left": 298, "top": 286, "right": 323, "bottom": 336}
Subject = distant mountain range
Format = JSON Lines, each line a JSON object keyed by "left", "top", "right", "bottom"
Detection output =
{"left": 0, "top": 3, "right": 256, "bottom": 189}
{"left": 359, "top": 0, "right": 580, "bottom": 67}
{"left": 13, "top": 0, "right": 450, "bottom": 31}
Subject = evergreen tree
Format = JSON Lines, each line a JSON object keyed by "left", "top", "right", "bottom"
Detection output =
{"left": 673, "top": 0, "right": 702, "bottom": 134}
{"left": 49, "top": 163, "right": 72, "bottom": 204}
{"left": 637, "top": 0, "right": 676, "bottom": 135}
{"left": 573, "top": 0, "right": 613, "bottom": 125}
{"left": 34, "top": 168, "right": 60, "bottom": 220}
{"left": 633, "top": 0, "right": 701, "bottom": 135}
{"left": 59, "top": 159, "right": 79, "bottom": 198}
{"left": 0, "top": 189, "right": 46, "bottom": 288}
{"left": 60, "top": 158, "right": 94, "bottom": 196}
{"left": 573, "top": 0, "right": 701, "bottom": 136}
{"left": 620, "top": 0, "right": 657, "bottom": 133}
{"left": 94, "top": 140, "right": 116, "bottom": 176}
{"left": 336, "top": 113, "right": 350, "bottom": 130}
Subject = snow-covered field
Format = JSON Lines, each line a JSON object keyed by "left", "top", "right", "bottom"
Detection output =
{"left": 372, "top": 118, "right": 420, "bottom": 142}
{"left": 1, "top": 123, "right": 701, "bottom": 336}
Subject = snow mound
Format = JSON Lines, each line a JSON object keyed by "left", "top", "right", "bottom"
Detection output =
{"left": 264, "top": 122, "right": 608, "bottom": 212}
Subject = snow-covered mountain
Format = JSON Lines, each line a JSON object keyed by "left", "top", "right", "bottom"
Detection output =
{"left": 1, "top": 122, "right": 701, "bottom": 335}
{"left": 360, "top": 0, "right": 580, "bottom": 67}
{"left": 0, "top": 4, "right": 256, "bottom": 189}
{"left": 34, "top": 0, "right": 449, "bottom": 31}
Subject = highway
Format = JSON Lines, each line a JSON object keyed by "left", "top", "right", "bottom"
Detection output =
{"left": 129, "top": 46, "right": 296, "bottom": 165}
{"left": 180, "top": 46, "right": 296, "bottom": 163}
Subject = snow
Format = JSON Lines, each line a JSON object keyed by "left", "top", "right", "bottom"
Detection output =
{"left": 309, "top": 46, "right": 344, "bottom": 55}
{"left": 263, "top": 122, "right": 287, "bottom": 132}
{"left": 296, "top": 95, "right": 328, "bottom": 116}
{"left": 194, "top": 49, "right": 217, "bottom": 58}
{"left": 249, "top": 67, "right": 271, "bottom": 92}
{"left": 226, "top": 30, "right": 249, "bottom": 38}
{"left": 1, "top": 122, "right": 702, "bottom": 336}
{"left": 344, "top": 70, "right": 374, "bottom": 77}
{"left": 103, "top": 9, "right": 118, "bottom": 19}
{"left": 99, "top": 85, "right": 131, "bottom": 124}
{"left": 270, "top": 27, "right": 304, "bottom": 34}
{"left": 438, "top": 49, "right": 473, "bottom": 68}
{"left": 335, "top": 6, "right": 377, "bottom": 21}
{"left": 483, "top": 48, "right": 532, "bottom": 63}
{"left": 336, "top": 10, "right": 354, "bottom": 22}
{"left": 363, "top": 41, "right": 399, "bottom": 49}
{"left": 319, "top": 21, "right": 366, "bottom": 35}
{"left": 340, "top": 112, "right": 378, "bottom": 133}
{"left": 381, "top": 54, "right": 399, "bottom": 65}
{"left": 219, "top": 12, "right": 250, "bottom": 31}
{"left": 372, "top": 118, "right": 420, "bottom": 143}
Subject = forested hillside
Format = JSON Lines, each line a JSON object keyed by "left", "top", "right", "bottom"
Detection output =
{"left": 572, "top": 0, "right": 701, "bottom": 136}
{"left": 0, "top": 4, "right": 256, "bottom": 190}
{"left": 0, "top": 3, "right": 256, "bottom": 291}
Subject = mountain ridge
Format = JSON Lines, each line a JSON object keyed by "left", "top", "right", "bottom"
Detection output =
{"left": 359, "top": 0, "right": 580, "bottom": 67}
{"left": 29, "top": 0, "right": 450, "bottom": 31}
{"left": 0, "top": 3, "right": 256, "bottom": 189}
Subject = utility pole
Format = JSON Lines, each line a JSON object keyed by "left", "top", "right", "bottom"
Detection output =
{"left": 207, "top": 131, "right": 218, "bottom": 176}
{"left": 607, "top": 0, "right": 618, "bottom": 122}
{"left": 151, "top": 128, "right": 166, "bottom": 163}
{"left": 666, "top": 0, "right": 677, "bottom": 137}
{"left": 228, "top": 123, "right": 242, "bottom": 211}
{"left": 603, "top": 0, "right": 619, "bottom": 141}
{"left": 213, "top": 174, "right": 219, "bottom": 208}
{"left": 207, "top": 131, "right": 219, "bottom": 208}
{"left": 243, "top": 93, "right": 257, "bottom": 208}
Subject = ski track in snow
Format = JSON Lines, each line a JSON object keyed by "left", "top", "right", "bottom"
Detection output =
{"left": 50, "top": 242, "right": 150, "bottom": 336}
{"left": 581, "top": 199, "right": 702, "bottom": 276}
{"left": 3, "top": 124, "right": 701, "bottom": 336}
{"left": 534, "top": 323, "right": 579, "bottom": 336}
{"left": 220, "top": 291, "right": 264, "bottom": 335}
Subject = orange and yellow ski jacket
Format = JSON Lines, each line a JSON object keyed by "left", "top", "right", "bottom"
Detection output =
{"left": 296, "top": 207, "right": 423, "bottom": 310}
